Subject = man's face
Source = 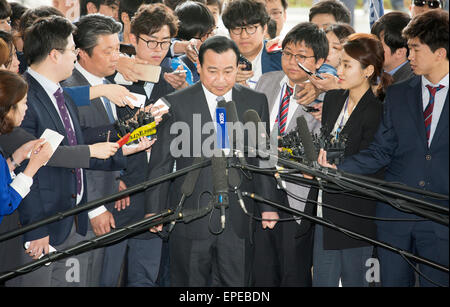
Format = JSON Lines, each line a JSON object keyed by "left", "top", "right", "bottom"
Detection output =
{"left": 0, "top": 17, "right": 11, "bottom": 32}
{"left": 409, "top": 0, "right": 442, "bottom": 17}
{"left": 98, "top": 4, "right": 119, "bottom": 21}
{"left": 229, "top": 23, "right": 266, "bottom": 59}
{"left": 407, "top": 37, "right": 442, "bottom": 77}
{"left": 266, "top": 0, "right": 287, "bottom": 36}
{"left": 282, "top": 41, "right": 323, "bottom": 84}
{"left": 79, "top": 33, "right": 120, "bottom": 77}
{"left": 198, "top": 49, "right": 238, "bottom": 97}
{"left": 379, "top": 31, "right": 396, "bottom": 72}
{"left": 310, "top": 13, "right": 336, "bottom": 30}
{"left": 207, "top": 4, "right": 220, "bottom": 27}
{"left": 58, "top": 34, "right": 78, "bottom": 81}
{"left": 325, "top": 31, "right": 342, "bottom": 68}
{"left": 131, "top": 25, "right": 171, "bottom": 66}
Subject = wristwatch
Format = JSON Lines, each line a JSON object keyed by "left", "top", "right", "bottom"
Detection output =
{"left": 9, "top": 154, "right": 21, "bottom": 168}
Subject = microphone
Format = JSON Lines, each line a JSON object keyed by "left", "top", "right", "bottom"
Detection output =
{"left": 211, "top": 156, "right": 229, "bottom": 230}
{"left": 243, "top": 109, "right": 270, "bottom": 158}
{"left": 224, "top": 101, "right": 247, "bottom": 165}
{"left": 296, "top": 116, "right": 318, "bottom": 166}
{"left": 181, "top": 203, "right": 213, "bottom": 223}
{"left": 168, "top": 156, "right": 204, "bottom": 233}
{"left": 228, "top": 167, "right": 248, "bottom": 214}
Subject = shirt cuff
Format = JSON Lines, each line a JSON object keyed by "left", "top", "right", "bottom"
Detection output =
{"left": 88, "top": 206, "right": 108, "bottom": 219}
{"left": 10, "top": 173, "right": 33, "bottom": 199}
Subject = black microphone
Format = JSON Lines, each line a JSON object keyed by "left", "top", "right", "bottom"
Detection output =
{"left": 181, "top": 203, "right": 213, "bottom": 223}
{"left": 296, "top": 116, "right": 318, "bottom": 165}
{"left": 228, "top": 167, "right": 248, "bottom": 214}
{"left": 212, "top": 156, "right": 229, "bottom": 230}
{"left": 243, "top": 109, "right": 270, "bottom": 157}
{"left": 168, "top": 156, "right": 204, "bottom": 233}
{"left": 223, "top": 101, "right": 247, "bottom": 165}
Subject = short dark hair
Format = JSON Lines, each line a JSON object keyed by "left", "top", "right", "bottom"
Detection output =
{"left": 175, "top": 1, "right": 215, "bottom": 40}
{"left": 9, "top": 2, "right": 28, "bottom": 30}
{"left": 19, "top": 6, "right": 64, "bottom": 36}
{"left": 79, "top": 0, "right": 120, "bottom": 17}
{"left": 23, "top": 15, "right": 76, "bottom": 66}
{"left": 0, "top": 70, "right": 28, "bottom": 134}
{"left": 222, "top": 0, "right": 270, "bottom": 30}
{"left": 198, "top": 35, "right": 240, "bottom": 65}
{"left": 74, "top": 14, "right": 122, "bottom": 56}
{"left": 309, "top": 0, "right": 351, "bottom": 25}
{"left": 131, "top": 3, "right": 178, "bottom": 38}
{"left": 403, "top": 9, "right": 449, "bottom": 60}
{"left": 0, "top": 0, "right": 12, "bottom": 20}
{"left": 282, "top": 22, "right": 329, "bottom": 62}
{"left": 324, "top": 23, "right": 355, "bottom": 43}
{"left": 164, "top": 0, "right": 206, "bottom": 11}
{"left": 371, "top": 11, "right": 410, "bottom": 56}
{"left": 119, "top": 0, "right": 162, "bottom": 21}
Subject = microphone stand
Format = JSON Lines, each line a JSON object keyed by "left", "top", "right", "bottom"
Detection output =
{"left": 242, "top": 191, "right": 449, "bottom": 274}
{"left": 0, "top": 158, "right": 211, "bottom": 243}
{"left": 0, "top": 204, "right": 213, "bottom": 282}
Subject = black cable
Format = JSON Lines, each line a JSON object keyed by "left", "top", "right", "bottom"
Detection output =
{"left": 399, "top": 252, "right": 446, "bottom": 287}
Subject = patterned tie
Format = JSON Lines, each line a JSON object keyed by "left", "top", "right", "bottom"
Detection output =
{"left": 278, "top": 85, "right": 293, "bottom": 135}
{"left": 103, "top": 79, "right": 115, "bottom": 123}
{"left": 54, "top": 88, "right": 82, "bottom": 194}
{"left": 424, "top": 84, "right": 444, "bottom": 144}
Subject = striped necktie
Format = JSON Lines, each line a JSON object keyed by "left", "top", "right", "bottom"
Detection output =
{"left": 278, "top": 85, "right": 293, "bottom": 135}
{"left": 424, "top": 84, "right": 444, "bottom": 144}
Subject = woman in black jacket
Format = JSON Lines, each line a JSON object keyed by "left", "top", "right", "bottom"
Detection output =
{"left": 310, "top": 33, "right": 393, "bottom": 287}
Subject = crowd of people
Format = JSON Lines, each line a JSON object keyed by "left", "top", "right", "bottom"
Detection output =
{"left": 0, "top": 0, "right": 448, "bottom": 287}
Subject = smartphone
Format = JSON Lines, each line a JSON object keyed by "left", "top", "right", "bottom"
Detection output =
{"left": 172, "top": 69, "right": 187, "bottom": 74}
{"left": 303, "top": 105, "right": 320, "bottom": 113}
{"left": 193, "top": 45, "right": 199, "bottom": 56}
{"left": 133, "top": 64, "right": 161, "bottom": 83}
{"left": 238, "top": 55, "right": 252, "bottom": 71}
{"left": 120, "top": 43, "right": 136, "bottom": 56}
{"left": 296, "top": 61, "right": 324, "bottom": 80}
{"left": 294, "top": 84, "right": 306, "bottom": 98}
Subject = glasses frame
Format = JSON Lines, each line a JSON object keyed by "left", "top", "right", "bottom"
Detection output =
{"left": 137, "top": 36, "right": 172, "bottom": 50}
{"left": 193, "top": 27, "right": 218, "bottom": 42}
{"left": 56, "top": 48, "right": 80, "bottom": 56}
{"left": 230, "top": 24, "right": 260, "bottom": 36}
{"left": 281, "top": 50, "right": 315, "bottom": 63}
{"left": 413, "top": 0, "right": 442, "bottom": 8}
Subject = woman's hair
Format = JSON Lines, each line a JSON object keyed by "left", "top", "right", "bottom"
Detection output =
{"left": 0, "top": 38, "right": 9, "bottom": 66}
{"left": 324, "top": 23, "right": 355, "bottom": 43}
{"left": 0, "top": 31, "right": 15, "bottom": 68}
{"left": 343, "top": 33, "right": 393, "bottom": 100}
{"left": 0, "top": 70, "right": 28, "bottom": 134}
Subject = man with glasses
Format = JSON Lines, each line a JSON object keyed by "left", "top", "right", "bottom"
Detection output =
{"left": 265, "top": 0, "right": 288, "bottom": 38}
{"left": 254, "top": 22, "right": 328, "bottom": 286}
{"left": 222, "top": 0, "right": 282, "bottom": 89}
{"left": 410, "top": 0, "right": 444, "bottom": 17}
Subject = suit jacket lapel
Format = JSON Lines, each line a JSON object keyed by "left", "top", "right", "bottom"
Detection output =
{"left": 340, "top": 89, "right": 373, "bottom": 136}
{"left": 406, "top": 76, "right": 428, "bottom": 149}
{"left": 430, "top": 91, "right": 449, "bottom": 150}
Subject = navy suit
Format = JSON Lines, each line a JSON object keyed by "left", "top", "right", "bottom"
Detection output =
{"left": 261, "top": 42, "right": 282, "bottom": 74}
{"left": 18, "top": 72, "right": 126, "bottom": 246}
{"left": 339, "top": 76, "right": 449, "bottom": 286}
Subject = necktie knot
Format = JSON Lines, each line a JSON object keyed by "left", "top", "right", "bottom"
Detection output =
{"left": 426, "top": 84, "right": 444, "bottom": 97}
{"left": 286, "top": 85, "right": 293, "bottom": 97}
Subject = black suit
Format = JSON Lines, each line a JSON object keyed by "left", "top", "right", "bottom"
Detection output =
{"left": 308, "top": 88, "right": 383, "bottom": 249}
{"left": 145, "top": 82, "right": 280, "bottom": 286}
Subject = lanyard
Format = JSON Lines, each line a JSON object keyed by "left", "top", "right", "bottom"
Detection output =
{"left": 335, "top": 97, "right": 350, "bottom": 141}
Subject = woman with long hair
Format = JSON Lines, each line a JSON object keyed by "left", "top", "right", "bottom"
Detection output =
{"left": 310, "top": 33, "right": 393, "bottom": 287}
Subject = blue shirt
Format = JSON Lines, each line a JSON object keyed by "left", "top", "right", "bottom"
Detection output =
{"left": 0, "top": 155, "right": 22, "bottom": 224}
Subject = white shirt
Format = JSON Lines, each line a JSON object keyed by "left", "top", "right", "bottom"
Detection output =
{"left": 10, "top": 172, "right": 33, "bottom": 199}
{"left": 421, "top": 74, "right": 449, "bottom": 145}
{"left": 268, "top": 75, "right": 300, "bottom": 133}
{"left": 75, "top": 62, "right": 117, "bottom": 120}
{"left": 247, "top": 44, "right": 264, "bottom": 89}
{"left": 27, "top": 68, "right": 85, "bottom": 206}
{"left": 201, "top": 84, "right": 233, "bottom": 123}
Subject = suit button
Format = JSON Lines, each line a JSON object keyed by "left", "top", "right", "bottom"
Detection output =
{"left": 419, "top": 181, "right": 426, "bottom": 187}
{"left": 71, "top": 194, "right": 76, "bottom": 199}
{"left": 425, "top": 154, "right": 431, "bottom": 161}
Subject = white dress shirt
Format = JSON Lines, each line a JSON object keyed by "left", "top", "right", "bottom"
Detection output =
{"left": 268, "top": 75, "right": 300, "bottom": 133}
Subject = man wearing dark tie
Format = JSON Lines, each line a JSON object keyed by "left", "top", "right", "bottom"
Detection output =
{"left": 319, "top": 10, "right": 449, "bottom": 287}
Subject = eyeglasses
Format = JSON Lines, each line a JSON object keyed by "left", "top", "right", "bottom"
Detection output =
{"left": 282, "top": 50, "right": 315, "bottom": 63}
{"left": 413, "top": 0, "right": 441, "bottom": 8}
{"left": 137, "top": 36, "right": 172, "bottom": 50}
{"left": 193, "top": 27, "right": 218, "bottom": 42}
{"left": 230, "top": 24, "right": 260, "bottom": 36}
{"left": 269, "top": 10, "right": 284, "bottom": 19}
{"left": 56, "top": 48, "right": 80, "bottom": 56}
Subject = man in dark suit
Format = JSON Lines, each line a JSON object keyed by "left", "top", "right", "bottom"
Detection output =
{"left": 222, "top": 0, "right": 282, "bottom": 89}
{"left": 371, "top": 11, "right": 415, "bottom": 84}
{"left": 319, "top": 10, "right": 449, "bottom": 287}
{"left": 145, "top": 36, "right": 280, "bottom": 286}
{"left": 16, "top": 15, "right": 126, "bottom": 287}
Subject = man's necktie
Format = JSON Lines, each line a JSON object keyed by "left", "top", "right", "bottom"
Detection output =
{"left": 54, "top": 88, "right": 82, "bottom": 194}
{"left": 103, "top": 79, "right": 115, "bottom": 123}
{"left": 278, "top": 85, "right": 293, "bottom": 135}
{"left": 424, "top": 84, "right": 444, "bottom": 144}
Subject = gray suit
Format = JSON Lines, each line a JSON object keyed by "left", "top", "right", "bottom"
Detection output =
{"left": 392, "top": 61, "right": 415, "bottom": 84}
{"left": 253, "top": 70, "right": 321, "bottom": 286}
{"left": 61, "top": 67, "right": 121, "bottom": 286}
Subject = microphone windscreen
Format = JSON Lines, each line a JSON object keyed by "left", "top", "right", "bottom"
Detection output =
{"left": 243, "top": 109, "right": 268, "bottom": 148}
{"left": 296, "top": 116, "right": 317, "bottom": 163}
{"left": 180, "top": 157, "right": 205, "bottom": 196}
{"left": 211, "top": 156, "right": 228, "bottom": 194}
{"left": 217, "top": 97, "right": 227, "bottom": 108}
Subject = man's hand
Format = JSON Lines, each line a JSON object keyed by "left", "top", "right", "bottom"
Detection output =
{"left": 317, "top": 149, "right": 337, "bottom": 169}
{"left": 89, "top": 142, "right": 119, "bottom": 159}
{"left": 90, "top": 211, "right": 116, "bottom": 236}
{"left": 116, "top": 56, "right": 149, "bottom": 83}
{"left": 26, "top": 236, "right": 50, "bottom": 260}
{"left": 294, "top": 82, "right": 321, "bottom": 106}
{"left": 115, "top": 180, "right": 130, "bottom": 212}
{"left": 236, "top": 64, "right": 254, "bottom": 86}
{"left": 145, "top": 213, "right": 163, "bottom": 233}
{"left": 164, "top": 65, "right": 188, "bottom": 90}
{"left": 261, "top": 211, "right": 279, "bottom": 229}
{"left": 122, "top": 137, "right": 156, "bottom": 156}
{"left": 91, "top": 84, "right": 136, "bottom": 109}
{"left": 309, "top": 102, "right": 323, "bottom": 122}
{"left": 185, "top": 38, "right": 200, "bottom": 63}
{"left": 308, "top": 73, "right": 339, "bottom": 92}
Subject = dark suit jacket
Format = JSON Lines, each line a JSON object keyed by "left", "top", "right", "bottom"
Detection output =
{"left": 392, "top": 61, "right": 414, "bottom": 84}
{"left": 339, "top": 76, "right": 449, "bottom": 241}
{"left": 309, "top": 88, "right": 383, "bottom": 249}
{"left": 261, "top": 41, "right": 282, "bottom": 74}
{"left": 18, "top": 72, "right": 126, "bottom": 246}
{"left": 108, "top": 69, "right": 175, "bottom": 238}
{"left": 144, "top": 82, "right": 281, "bottom": 240}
